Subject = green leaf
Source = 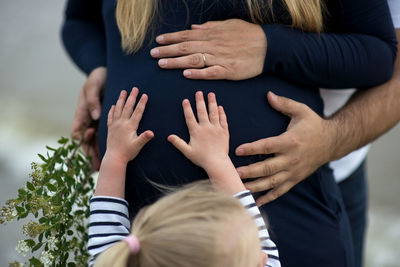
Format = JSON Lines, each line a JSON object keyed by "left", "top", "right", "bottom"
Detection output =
{"left": 77, "top": 154, "right": 85, "bottom": 163}
{"left": 39, "top": 217, "right": 47, "bottom": 224}
{"left": 46, "top": 145, "right": 56, "bottom": 151}
{"left": 42, "top": 175, "right": 51, "bottom": 185}
{"left": 18, "top": 188, "right": 27, "bottom": 198}
{"left": 58, "top": 137, "right": 69, "bottom": 144}
{"left": 15, "top": 206, "right": 25, "bottom": 213}
{"left": 29, "top": 257, "right": 42, "bottom": 267}
{"left": 19, "top": 211, "right": 29, "bottom": 219}
{"left": 65, "top": 176, "right": 75, "bottom": 187}
{"left": 67, "top": 230, "right": 74, "bottom": 236}
{"left": 38, "top": 233, "right": 44, "bottom": 243}
{"left": 66, "top": 205, "right": 72, "bottom": 214}
{"left": 47, "top": 183, "right": 57, "bottom": 192}
{"left": 53, "top": 192, "right": 62, "bottom": 205}
{"left": 74, "top": 210, "right": 84, "bottom": 216}
{"left": 32, "top": 242, "right": 43, "bottom": 253}
{"left": 25, "top": 239, "right": 35, "bottom": 247}
{"left": 68, "top": 262, "right": 76, "bottom": 267}
{"left": 37, "top": 187, "right": 43, "bottom": 196}
{"left": 26, "top": 181, "right": 35, "bottom": 191}
{"left": 65, "top": 252, "right": 70, "bottom": 261}
{"left": 37, "top": 153, "right": 48, "bottom": 163}
{"left": 55, "top": 175, "right": 63, "bottom": 187}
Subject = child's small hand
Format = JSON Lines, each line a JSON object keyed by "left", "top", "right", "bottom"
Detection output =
{"left": 106, "top": 88, "right": 154, "bottom": 164}
{"left": 168, "top": 91, "right": 229, "bottom": 171}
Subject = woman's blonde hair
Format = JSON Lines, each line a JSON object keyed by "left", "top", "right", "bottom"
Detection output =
{"left": 94, "top": 181, "right": 261, "bottom": 267}
{"left": 116, "top": 0, "right": 324, "bottom": 53}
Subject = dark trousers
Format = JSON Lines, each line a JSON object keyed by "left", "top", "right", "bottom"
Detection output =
{"left": 261, "top": 164, "right": 355, "bottom": 267}
{"left": 338, "top": 161, "right": 368, "bottom": 267}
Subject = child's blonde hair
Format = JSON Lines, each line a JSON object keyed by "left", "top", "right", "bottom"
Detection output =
{"left": 94, "top": 181, "right": 261, "bottom": 267}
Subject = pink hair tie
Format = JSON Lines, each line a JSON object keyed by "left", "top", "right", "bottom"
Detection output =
{"left": 124, "top": 234, "right": 141, "bottom": 254}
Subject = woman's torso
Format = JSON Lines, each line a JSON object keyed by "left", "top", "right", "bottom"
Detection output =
{"left": 94, "top": 1, "right": 359, "bottom": 265}
{"left": 97, "top": 0, "right": 326, "bottom": 210}
{"left": 97, "top": 0, "right": 332, "bottom": 209}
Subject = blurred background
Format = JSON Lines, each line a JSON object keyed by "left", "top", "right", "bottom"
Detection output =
{"left": 0, "top": 1, "right": 399, "bottom": 266}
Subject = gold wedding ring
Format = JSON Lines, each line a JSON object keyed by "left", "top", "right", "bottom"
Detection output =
{"left": 201, "top": 53, "right": 207, "bottom": 67}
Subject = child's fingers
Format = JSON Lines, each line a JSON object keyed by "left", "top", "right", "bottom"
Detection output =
{"left": 218, "top": 106, "right": 228, "bottom": 129}
{"left": 195, "top": 91, "right": 209, "bottom": 123}
{"left": 167, "top": 134, "right": 191, "bottom": 157}
{"left": 134, "top": 130, "right": 154, "bottom": 150}
{"left": 107, "top": 105, "right": 115, "bottom": 126}
{"left": 207, "top": 92, "right": 219, "bottom": 124}
{"left": 114, "top": 90, "right": 128, "bottom": 120}
{"left": 182, "top": 99, "right": 197, "bottom": 130}
{"left": 130, "top": 94, "right": 148, "bottom": 128}
{"left": 121, "top": 87, "right": 139, "bottom": 119}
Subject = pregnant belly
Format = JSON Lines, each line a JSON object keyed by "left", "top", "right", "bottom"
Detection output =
{"left": 98, "top": 68, "right": 323, "bottom": 212}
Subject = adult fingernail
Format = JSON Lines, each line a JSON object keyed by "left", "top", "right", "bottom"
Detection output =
{"left": 159, "top": 59, "right": 167, "bottom": 66}
{"left": 236, "top": 148, "right": 244, "bottom": 155}
{"left": 150, "top": 48, "right": 159, "bottom": 56}
{"left": 91, "top": 109, "right": 100, "bottom": 120}
{"left": 183, "top": 70, "right": 192, "bottom": 77}
{"left": 269, "top": 91, "right": 278, "bottom": 101}
{"left": 156, "top": 35, "right": 164, "bottom": 42}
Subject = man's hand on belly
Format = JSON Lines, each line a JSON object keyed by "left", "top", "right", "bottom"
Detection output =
{"left": 235, "top": 92, "right": 335, "bottom": 206}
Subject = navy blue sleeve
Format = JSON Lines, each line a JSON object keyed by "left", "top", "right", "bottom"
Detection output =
{"left": 262, "top": 0, "right": 397, "bottom": 89}
{"left": 61, "top": 0, "right": 106, "bottom": 75}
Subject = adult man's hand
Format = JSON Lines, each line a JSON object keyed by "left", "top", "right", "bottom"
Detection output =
{"left": 71, "top": 66, "right": 106, "bottom": 170}
{"left": 235, "top": 92, "right": 337, "bottom": 206}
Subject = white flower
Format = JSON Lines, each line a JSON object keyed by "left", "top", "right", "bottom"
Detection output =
{"left": 40, "top": 251, "right": 54, "bottom": 267}
{"left": 15, "top": 240, "right": 29, "bottom": 256}
{"left": 47, "top": 236, "right": 58, "bottom": 251}
{"left": 11, "top": 210, "right": 17, "bottom": 217}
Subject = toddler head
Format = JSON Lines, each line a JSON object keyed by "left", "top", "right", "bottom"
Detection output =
{"left": 94, "top": 181, "right": 262, "bottom": 267}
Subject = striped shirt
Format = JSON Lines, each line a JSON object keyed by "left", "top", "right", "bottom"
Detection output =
{"left": 88, "top": 191, "right": 280, "bottom": 267}
{"left": 234, "top": 190, "right": 280, "bottom": 267}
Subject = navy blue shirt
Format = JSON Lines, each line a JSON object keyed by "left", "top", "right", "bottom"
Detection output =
{"left": 61, "top": 0, "right": 396, "bottom": 211}
{"left": 62, "top": 1, "right": 396, "bottom": 266}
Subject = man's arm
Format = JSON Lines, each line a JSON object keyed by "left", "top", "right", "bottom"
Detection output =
{"left": 235, "top": 29, "right": 400, "bottom": 206}
{"left": 330, "top": 29, "right": 400, "bottom": 159}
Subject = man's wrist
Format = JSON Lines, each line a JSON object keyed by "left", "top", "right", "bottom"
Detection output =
{"left": 324, "top": 115, "right": 353, "bottom": 162}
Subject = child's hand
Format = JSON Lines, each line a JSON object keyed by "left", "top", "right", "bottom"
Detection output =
{"left": 106, "top": 88, "right": 154, "bottom": 164}
{"left": 168, "top": 91, "right": 229, "bottom": 171}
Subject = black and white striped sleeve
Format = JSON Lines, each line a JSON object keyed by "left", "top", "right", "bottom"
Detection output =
{"left": 234, "top": 190, "right": 281, "bottom": 267}
{"left": 88, "top": 196, "right": 131, "bottom": 266}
